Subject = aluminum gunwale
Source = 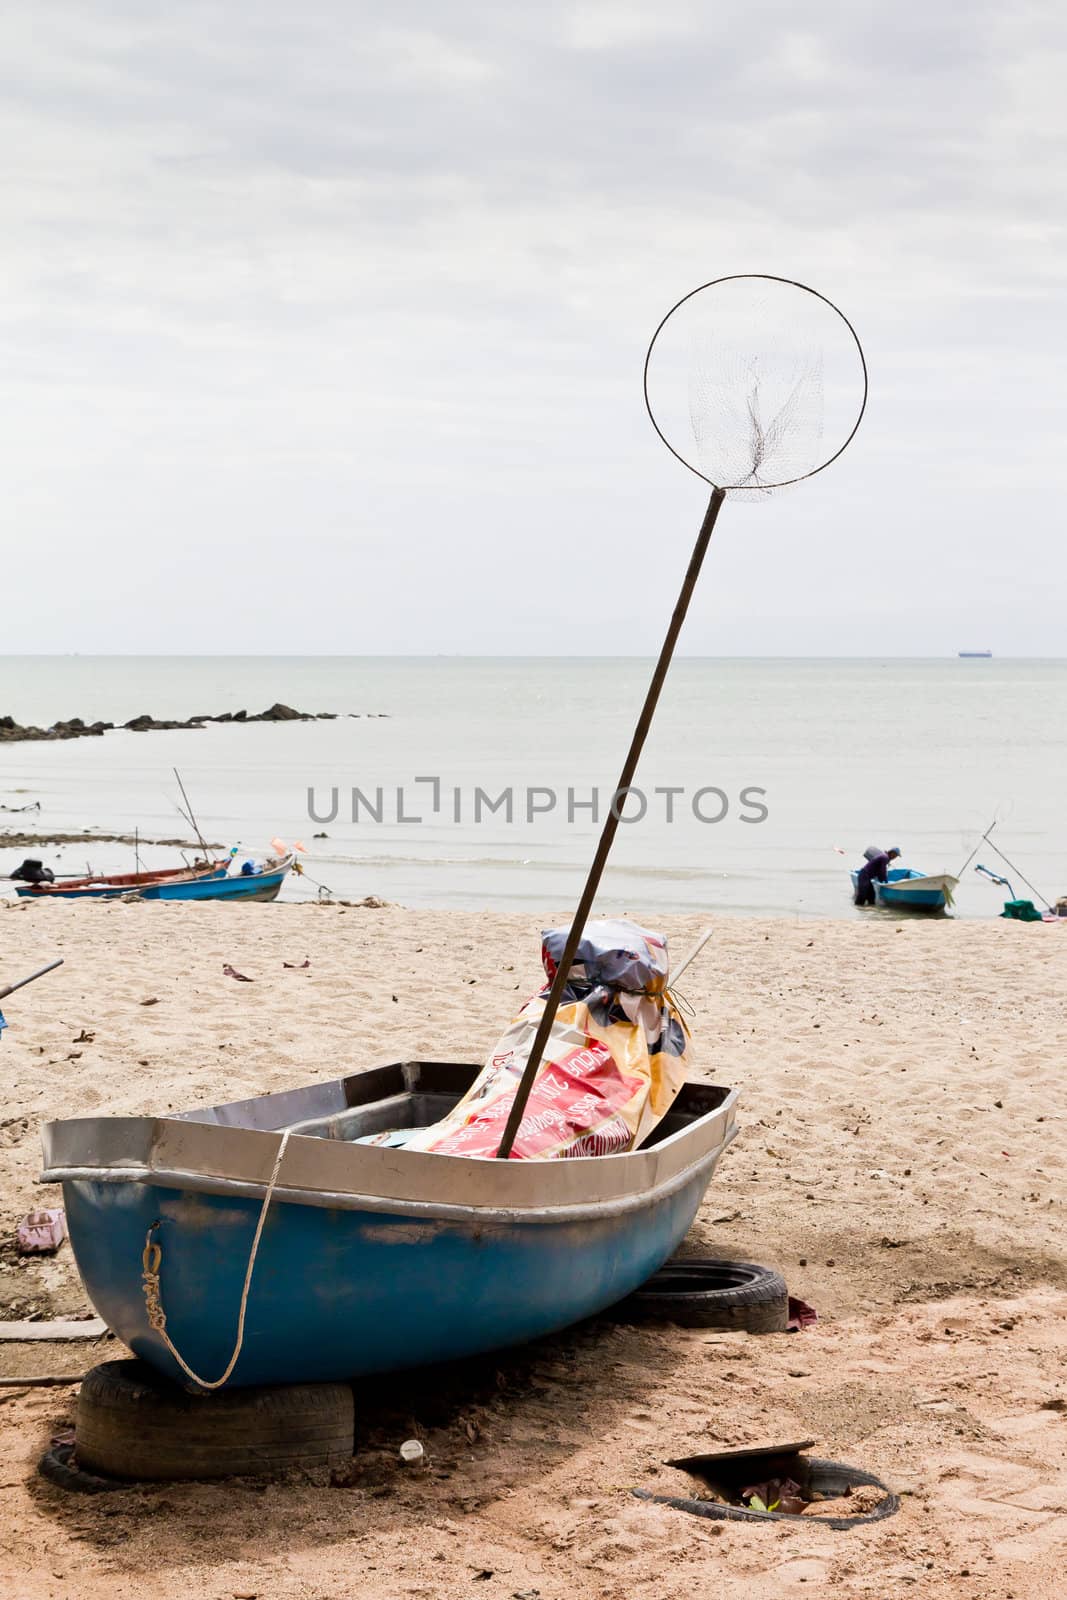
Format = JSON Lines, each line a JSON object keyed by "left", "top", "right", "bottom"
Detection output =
{"left": 41, "top": 1084, "right": 739, "bottom": 1220}
{"left": 40, "top": 1130, "right": 735, "bottom": 1224}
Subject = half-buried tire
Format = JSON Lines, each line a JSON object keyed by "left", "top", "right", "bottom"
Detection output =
{"left": 614, "top": 1258, "right": 789, "bottom": 1333}
{"left": 75, "top": 1359, "right": 354, "bottom": 1482}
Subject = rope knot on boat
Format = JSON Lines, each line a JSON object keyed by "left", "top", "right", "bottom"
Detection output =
{"left": 141, "top": 1230, "right": 166, "bottom": 1334}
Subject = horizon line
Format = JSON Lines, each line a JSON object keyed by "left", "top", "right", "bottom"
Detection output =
{"left": 2, "top": 652, "right": 1062, "bottom": 663}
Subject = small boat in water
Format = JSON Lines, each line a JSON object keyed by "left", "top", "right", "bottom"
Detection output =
{"left": 13, "top": 852, "right": 294, "bottom": 903}
{"left": 851, "top": 867, "right": 957, "bottom": 912}
{"left": 40, "top": 1060, "right": 739, "bottom": 1387}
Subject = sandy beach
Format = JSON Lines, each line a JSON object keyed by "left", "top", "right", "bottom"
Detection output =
{"left": 1, "top": 900, "right": 1064, "bottom": 1599}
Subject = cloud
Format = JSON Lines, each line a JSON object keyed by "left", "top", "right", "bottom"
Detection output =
{"left": 1, "top": 0, "right": 1065, "bottom": 653}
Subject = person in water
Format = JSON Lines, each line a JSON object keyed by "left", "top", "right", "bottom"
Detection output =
{"left": 854, "top": 845, "right": 901, "bottom": 906}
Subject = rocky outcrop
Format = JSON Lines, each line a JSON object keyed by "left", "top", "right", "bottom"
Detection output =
{"left": 0, "top": 706, "right": 387, "bottom": 743}
{"left": 0, "top": 714, "right": 114, "bottom": 741}
{"left": 123, "top": 714, "right": 191, "bottom": 732}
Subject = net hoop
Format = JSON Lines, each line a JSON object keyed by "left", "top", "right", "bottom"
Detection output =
{"left": 643, "top": 273, "right": 868, "bottom": 492}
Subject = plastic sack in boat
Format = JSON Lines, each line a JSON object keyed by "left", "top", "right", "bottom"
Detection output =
{"left": 405, "top": 919, "right": 689, "bottom": 1160}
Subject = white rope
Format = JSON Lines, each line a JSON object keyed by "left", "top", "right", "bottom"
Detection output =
{"left": 141, "top": 1129, "right": 291, "bottom": 1391}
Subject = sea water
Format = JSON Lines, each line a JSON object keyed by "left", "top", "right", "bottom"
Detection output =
{"left": 1, "top": 656, "right": 1064, "bottom": 918}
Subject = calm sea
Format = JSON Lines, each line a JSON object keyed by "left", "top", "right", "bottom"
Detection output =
{"left": 2, "top": 657, "right": 1064, "bottom": 919}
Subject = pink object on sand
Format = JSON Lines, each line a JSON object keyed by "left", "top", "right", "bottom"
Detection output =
{"left": 16, "top": 1208, "right": 66, "bottom": 1255}
{"left": 787, "top": 1296, "right": 818, "bottom": 1332}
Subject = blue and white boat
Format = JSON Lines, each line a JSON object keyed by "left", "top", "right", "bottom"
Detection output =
{"left": 40, "top": 1061, "right": 739, "bottom": 1388}
{"left": 851, "top": 867, "right": 957, "bottom": 912}
{"left": 140, "top": 853, "right": 294, "bottom": 902}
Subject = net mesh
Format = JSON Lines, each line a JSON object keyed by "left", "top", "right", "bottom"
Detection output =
{"left": 645, "top": 275, "right": 865, "bottom": 499}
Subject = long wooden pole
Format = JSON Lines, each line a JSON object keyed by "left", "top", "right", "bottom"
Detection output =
{"left": 0, "top": 958, "right": 63, "bottom": 1001}
{"left": 495, "top": 487, "right": 726, "bottom": 1158}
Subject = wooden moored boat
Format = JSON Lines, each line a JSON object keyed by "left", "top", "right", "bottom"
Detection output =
{"left": 14, "top": 853, "right": 294, "bottom": 903}
{"left": 40, "top": 1061, "right": 739, "bottom": 1388}
{"left": 14, "top": 860, "right": 228, "bottom": 901}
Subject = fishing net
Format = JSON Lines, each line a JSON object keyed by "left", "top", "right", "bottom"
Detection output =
{"left": 493, "top": 273, "right": 867, "bottom": 1158}
{"left": 643, "top": 274, "right": 867, "bottom": 500}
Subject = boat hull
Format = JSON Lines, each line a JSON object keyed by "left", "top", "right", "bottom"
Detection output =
{"left": 42, "top": 1062, "right": 738, "bottom": 1387}
{"left": 60, "top": 1166, "right": 712, "bottom": 1385}
{"left": 17, "top": 858, "right": 292, "bottom": 903}
{"left": 14, "top": 864, "right": 228, "bottom": 901}
{"left": 876, "top": 884, "right": 948, "bottom": 911}
{"left": 140, "top": 864, "right": 290, "bottom": 902}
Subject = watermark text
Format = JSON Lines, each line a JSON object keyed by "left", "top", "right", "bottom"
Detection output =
{"left": 307, "top": 778, "right": 769, "bottom": 827}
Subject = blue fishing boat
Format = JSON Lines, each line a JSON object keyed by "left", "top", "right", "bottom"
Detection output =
{"left": 850, "top": 867, "right": 956, "bottom": 912}
{"left": 140, "top": 852, "right": 294, "bottom": 902}
{"left": 40, "top": 1061, "right": 739, "bottom": 1388}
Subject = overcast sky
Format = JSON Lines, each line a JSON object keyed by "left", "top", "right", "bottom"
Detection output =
{"left": 3, "top": 1, "right": 1065, "bottom": 655}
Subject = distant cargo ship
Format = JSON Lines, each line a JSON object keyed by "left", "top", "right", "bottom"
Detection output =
{"left": 958, "top": 649, "right": 993, "bottom": 658}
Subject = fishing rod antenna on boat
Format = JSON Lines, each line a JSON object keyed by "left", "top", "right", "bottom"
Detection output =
{"left": 495, "top": 275, "right": 868, "bottom": 1158}
{"left": 172, "top": 769, "right": 215, "bottom": 864}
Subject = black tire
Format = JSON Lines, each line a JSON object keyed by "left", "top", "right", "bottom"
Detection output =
{"left": 75, "top": 1359, "right": 354, "bottom": 1482}
{"left": 635, "top": 1457, "right": 900, "bottom": 1529}
{"left": 38, "top": 1442, "right": 130, "bottom": 1495}
{"left": 613, "top": 1258, "right": 789, "bottom": 1333}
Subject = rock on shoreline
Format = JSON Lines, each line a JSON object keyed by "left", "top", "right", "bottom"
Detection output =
{"left": 0, "top": 704, "right": 389, "bottom": 743}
